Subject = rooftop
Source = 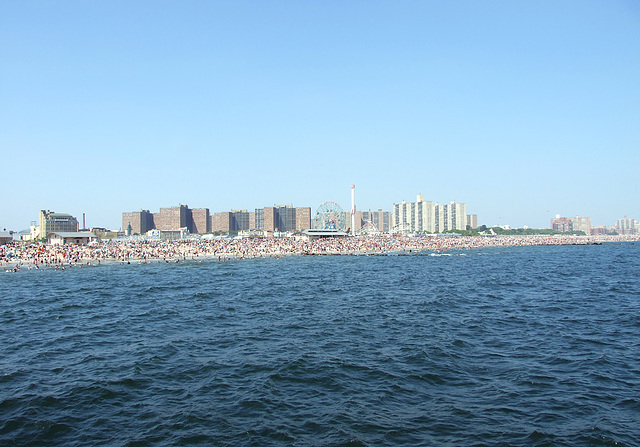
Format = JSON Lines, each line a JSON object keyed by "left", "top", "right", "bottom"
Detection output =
{"left": 49, "top": 232, "right": 98, "bottom": 238}
{"left": 48, "top": 213, "right": 74, "bottom": 218}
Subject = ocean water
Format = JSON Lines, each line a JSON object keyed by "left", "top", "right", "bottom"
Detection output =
{"left": 1, "top": 243, "right": 639, "bottom": 446}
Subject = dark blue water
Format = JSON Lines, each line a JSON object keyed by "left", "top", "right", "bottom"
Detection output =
{"left": 2, "top": 243, "right": 639, "bottom": 446}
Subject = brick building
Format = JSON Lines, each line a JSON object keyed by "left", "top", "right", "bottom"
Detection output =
{"left": 155, "top": 205, "right": 190, "bottom": 231}
{"left": 551, "top": 215, "right": 591, "bottom": 235}
{"left": 295, "top": 207, "right": 312, "bottom": 231}
{"left": 362, "top": 209, "right": 392, "bottom": 233}
{"left": 122, "top": 205, "right": 211, "bottom": 235}
{"left": 191, "top": 208, "right": 210, "bottom": 234}
{"left": 122, "top": 210, "right": 155, "bottom": 235}
{"left": 255, "top": 205, "right": 311, "bottom": 232}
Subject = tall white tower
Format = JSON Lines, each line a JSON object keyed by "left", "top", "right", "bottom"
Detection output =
{"left": 351, "top": 184, "right": 356, "bottom": 236}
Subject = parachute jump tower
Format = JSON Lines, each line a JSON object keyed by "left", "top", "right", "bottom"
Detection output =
{"left": 350, "top": 184, "right": 356, "bottom": 236}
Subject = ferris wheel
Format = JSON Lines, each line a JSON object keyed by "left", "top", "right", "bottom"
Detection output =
{"left": 314, "top": 202, "right": 347, "bottom": 231}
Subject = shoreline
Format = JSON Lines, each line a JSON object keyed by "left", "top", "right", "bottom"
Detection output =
{"left": 2, "top": 235, "right": 639, "bottom": 272}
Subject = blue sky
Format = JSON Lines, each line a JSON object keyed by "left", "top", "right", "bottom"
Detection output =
{"left": 2, "top": 1, "right": 639, "bottom": 231}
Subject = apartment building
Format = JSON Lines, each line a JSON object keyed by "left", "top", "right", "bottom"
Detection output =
{"left": 393, "top": 194, "right": 467, "bottom": 233}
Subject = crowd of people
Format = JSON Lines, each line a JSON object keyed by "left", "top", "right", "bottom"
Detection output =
{"left": 2, "top": 234, "right": 639, "bottom": 272}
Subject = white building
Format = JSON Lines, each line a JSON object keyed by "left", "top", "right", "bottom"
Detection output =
{"left": 616, "top": 216, "right": 637, "bottom": 235}
{"left": 393, "top": 194, "right": 467, "bottom": 234}
{"left": 572, "top": 216, "right": 592, "bottom": 235}
{"left": 441, "top": 201, "right": 467, "bottom": 232}
{"left": 49, "top": 232, "right": 99, "bottom": 246}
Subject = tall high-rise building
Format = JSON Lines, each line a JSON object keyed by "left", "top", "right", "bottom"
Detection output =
{"left": 212, "top": 212, "right": 232, "bottom": 232}
{"left": 263, "top": 207, "right": 276, "bottom": 232}
{"left": 155, "top": 205, "right": 190, "bottom": 231}
{"left": 255, "top": 205, "right": 311, "bottom": 232}
{"left": 394, "top": 200, "right": 410, "bottom": 233}
{"left": 122, "top": 205, "right": 211, "bottom": 235}
{"left": 275, "top": 206, "right": 296, "bottom": 232}
{"left": 393, "top": 195, "right": 467, "bottom": 233}
{"left": 354, "top": 210, "right": 364, "bottom": 232}
{"left": 551, "top": 216, "right": 573, "bottom": 233}
{"left": 442, "top": 201, "right": 467, "bottom": 232}
{"left": 340, "top": 210, "right": 364, "bottom": 232}
{"left": 361, "top": 209, "right": 392, "bottom": 233}
{"left": 551, "top": 215, "right": 591, "bottom": 235}
{"left": 572, "top": 216, "right": 591, "bottom": 235}
{"left": 295, "top": 207, "right": 311, "bottom": 231}
{"left": 211, "top": 210, "right": 256, "bottom": 232}
{"left": 466, "top": 214, "right": 478, "bottom": 230}
{"left": 393, "top": 194, "right": 435, "bottom": 233}
{"left": 191, "top": 208, "right": 211, "bottom": 234}
{"left": 232, "top": 210, "right": 254, "bottom": 231}
{"left": 254, "top": 208, "right": 264, "bottom": 231}
{"left": 616, "top": 216, "right": 637, "bottom": 235}
{"left": 122, "top": 210, "right": 155, "bottom": 235}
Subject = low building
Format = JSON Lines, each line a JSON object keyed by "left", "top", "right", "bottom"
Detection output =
{"left": 23, "top": 225, "right": 41, "bottom": 241}
{"left": 591, "top": 225, "right": 608, "bottom": 235}
{"left": 146, "top": 228, "right": 187, "bottom": 240}
{"left": 294, "top": 229, "right": 350, "bottom": 241}
{"left": 90, "top": 228, "right": 120, "bottom": 239}
{"left": 49, "top": 232, "right": 99, "bottom": 246}
{"left": 0, "top": 232, "right": 14, "bottom": 244}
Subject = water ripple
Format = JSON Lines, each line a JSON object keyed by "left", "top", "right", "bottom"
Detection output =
{"left": 1, "top": 243, "right": 639, "bottom": 445}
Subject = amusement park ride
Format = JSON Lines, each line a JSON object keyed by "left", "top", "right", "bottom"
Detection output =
{"left": 358, "top": 221, "right": 380, "bottom": 236}
{"left": 313, "top": 201, "right": 346, "bottom": 232}
{"left": 312, "top": 185, "right": 379, "bottom": 236}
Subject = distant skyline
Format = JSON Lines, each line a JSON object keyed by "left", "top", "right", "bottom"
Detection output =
{"left": 2, "top": 1, "right": 639, "bottom": 231}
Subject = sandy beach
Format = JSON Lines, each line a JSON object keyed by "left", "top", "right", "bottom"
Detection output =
{"left": 2, "top": 234, "right": 639, "bottom": 272}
